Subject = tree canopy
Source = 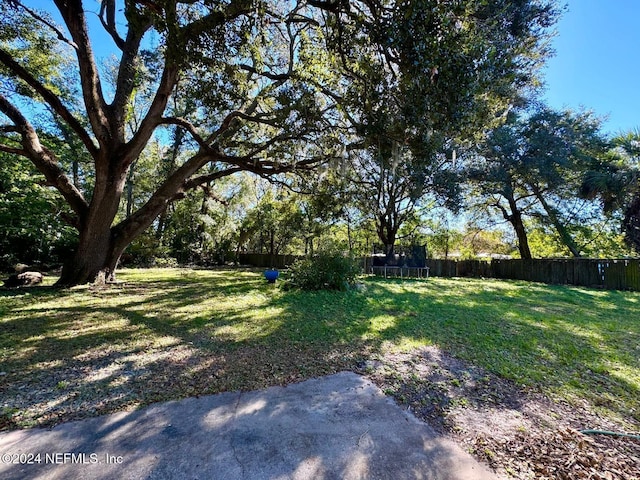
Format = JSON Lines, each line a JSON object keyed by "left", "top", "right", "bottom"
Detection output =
{"left": 467, "top": 105, "right": 612, "bottom": 259}
{"left": 580, "top": 129, "right": 640, "bottom": 252}
{"left": 0, "top": 0, "right": 560, "bottom": 284}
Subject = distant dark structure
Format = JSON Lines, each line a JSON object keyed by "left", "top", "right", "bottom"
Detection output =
{"left": 371, "top": 245, "right": 427, "bottom": 268}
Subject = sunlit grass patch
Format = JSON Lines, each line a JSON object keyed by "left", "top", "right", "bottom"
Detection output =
{"left": 0, "top": 268, "right": 638, "bottom": 431}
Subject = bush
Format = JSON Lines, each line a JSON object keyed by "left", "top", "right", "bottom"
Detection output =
{"left": 152, "top": 257, "right": 179, "bottom": 268}
{"left": 122, "top": 233, "right": 174, "bottom": 267}
{"left": 286, "top": 252, "right": 360, "bottom": 291}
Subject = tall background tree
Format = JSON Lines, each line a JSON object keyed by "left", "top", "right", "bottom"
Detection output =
{"left": 580, "top": 129, "right": 640, "bottom": 253}
{"left": 334, "top": 0, "right": 559, "bottom": 257}
{"left": 468, "top": 105, "right": 610, "bottom": 258}
{"left": 0, "top": 0, "right": 347, "bottom": 285}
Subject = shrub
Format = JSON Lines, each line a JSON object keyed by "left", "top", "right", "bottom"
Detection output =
{"left": 122, "top": 233, "right": 174, "bottom": 267}
{"left": 152, "top": 257, "right": 179, "bottom": 268}
{"left": 286, "top": 252, "right": 360, "bottom": 291}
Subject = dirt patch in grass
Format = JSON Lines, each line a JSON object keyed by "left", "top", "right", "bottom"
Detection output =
{"left": 357, "top": 346, "right": 640, "bottom": 479}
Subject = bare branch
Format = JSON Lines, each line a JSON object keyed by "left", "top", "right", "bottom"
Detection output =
{"left": 159, "top": 116, "right": 208, "bottom": 148}
{"left": 110, "top": 7, "right": 154, "bottom": 132}
{"left": 285, "top": 13, "right": 320, "bottom": 26}
{"left": 0, "top": 125, "right": 21, "bottom": 133}
{"left": 238, "top": 64, "right": 290, "bottom": 82}
{"left": 0, "top": 144, "right": 26, "bottom": 155}
{"left": 307, "top": 0, "right": 342, "bottom": 12}
{"left": 124, "top": 65, "right": 179, "bottom": 166}
{"left": 183, "top": 167, "right": 244, "bottom": 191}
{"left": 54, "top": 0, "right": 110, "bottom": 148}
{"left": 491, "top": 201, "right": 512, "bottom": 222}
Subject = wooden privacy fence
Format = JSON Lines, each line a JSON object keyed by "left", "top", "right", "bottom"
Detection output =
{"left": 425, "top": 259, "right": 492, "bottom": 278}
{"left": 238, "top": 253, "right": 640, "bottom": 291}
{"left": 427, "top": 258, "right": 640, "bottom": 292}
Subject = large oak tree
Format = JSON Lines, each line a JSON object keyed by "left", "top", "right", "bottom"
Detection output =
{"left": 468, "top": 106, "right": 609, "bottom": 258}
{"left": 1, "top": 0, "right": 345, "bottom": 285}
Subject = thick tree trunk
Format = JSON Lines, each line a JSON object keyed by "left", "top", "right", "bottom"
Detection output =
{"left": 376, "top": 216, "right": 398, "bottom": 264}
{"left": 505, "top": 197, "right": 532, "bottom": 260}
{"left": 56, "top": 163, "right": 128, "bottom": 286}
{"left": 384, "top": 243, "right": 395, "bottom": 261}
{"left": 56, "top": 223, "right": 120, "bottom": 286}
{"left": 532, "top": 187, "right": 581, "bottom": 257}
{"left": 511, "top": 211, "right": 532, "bottom": 260}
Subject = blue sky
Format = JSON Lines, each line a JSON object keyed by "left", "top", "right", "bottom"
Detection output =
{"left": 542, "top": 1, "right": 640, "bottom": 136}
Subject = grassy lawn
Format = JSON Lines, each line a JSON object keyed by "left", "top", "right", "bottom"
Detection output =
{"left": 1, "top": 267, "right": 638, "bottom": 431}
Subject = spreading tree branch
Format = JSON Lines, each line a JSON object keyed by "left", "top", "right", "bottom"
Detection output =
{"left": 0, "top": 93, "right": 89, "bottom": 217}
{"left": 0, "top": 48, "right": 98, "bottom": 157}
{"left": 15, "top": 0, "right": 78, "bottom": 49}
{"left": 183, "top": 167, "right": 244, "bottom": 191}
{"left": 123, "top": 64, "right": 179, "bottom": 166}
{"left": 111, "top": 150, "right": 216, "bottom": 250}
{"left": 98, "top": 0, "right": 125, "bottom": 50}
{"left": 307, "top": 0, "right": 342, "bottom": 12}
{"left": 0, "top": 144, "right": 26, "bottom": 155}
{"left": 53, "top": 0, "right": 110, "bottom": 148}
{"left": 238, "top": 64, "right": 291, "bottom": 82}
{"left": 181, "top": 0, "right": 254, "bottom": 40}
{"left": 159, "top": 116, "right": 208, "bottom": 149}
{"left": 111, "top": 30, "right": 152, "bottom": 135}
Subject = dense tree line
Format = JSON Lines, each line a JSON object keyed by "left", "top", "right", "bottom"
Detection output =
{"left": 0, "top": 1, "right": 637, "bottom": 280}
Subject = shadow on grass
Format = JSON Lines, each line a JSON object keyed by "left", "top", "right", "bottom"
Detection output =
{"left": 0, "top": 269, "right": 638, "bottom": 431}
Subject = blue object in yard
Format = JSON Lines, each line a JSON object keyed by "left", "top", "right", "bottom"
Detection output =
{"left": 264, "top": 269, "right": 279, "bottom": 283}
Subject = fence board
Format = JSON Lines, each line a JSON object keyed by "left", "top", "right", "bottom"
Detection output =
{"left": 238, "top": 253, "right": 640, "bottom": 291}
{"left": 626, "top": 261, "right": 640, "bottom": 290}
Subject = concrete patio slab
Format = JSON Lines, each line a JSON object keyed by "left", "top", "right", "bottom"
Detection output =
{"left": 0, "top": 372, "right": 496, "bottom": 479}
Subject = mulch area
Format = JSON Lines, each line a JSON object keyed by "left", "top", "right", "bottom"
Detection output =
{"left": 356, "top": 346, "right": 640, "bottom": 480}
